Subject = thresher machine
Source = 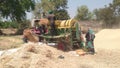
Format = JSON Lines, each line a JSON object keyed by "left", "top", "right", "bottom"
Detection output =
{"left": 24, "top": 18, "right": 84, "bottom": 51}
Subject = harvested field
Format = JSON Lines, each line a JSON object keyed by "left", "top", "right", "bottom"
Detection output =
{"left": 0, "top": 36, "right": 23, "bottom": 50}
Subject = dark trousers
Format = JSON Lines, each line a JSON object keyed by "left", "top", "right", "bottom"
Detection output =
{"left": 50, "top": 23, "right": 57, "bottom": 36}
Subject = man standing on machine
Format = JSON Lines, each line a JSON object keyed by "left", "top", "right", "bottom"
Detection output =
{"left": 47, "top": 10, "right": 57, "bottom": 36}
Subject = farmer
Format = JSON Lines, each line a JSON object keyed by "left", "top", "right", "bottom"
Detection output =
{"left": 47, "top": 10, "right": 57, "bottom": 36}
{"left": 85, "top": 27, "right": 95, "bottom": 54}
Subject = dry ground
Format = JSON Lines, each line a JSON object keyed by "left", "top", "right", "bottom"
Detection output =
{"left": 0, "top": 29, "right": 120, "bottom": 68}
{"left": 0, "top": 28, "right": 23, "bottom": 50}
{"left": 0, "top": 36, "right": 23, "bottom": 50}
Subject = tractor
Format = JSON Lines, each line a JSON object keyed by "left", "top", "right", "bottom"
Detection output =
{"left": 23, "top": 18, "right": 84, "bottom": 51}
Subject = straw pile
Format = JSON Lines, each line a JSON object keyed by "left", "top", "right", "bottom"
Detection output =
{"left": 0, "top": 43, "right": 80, "bottom": 68}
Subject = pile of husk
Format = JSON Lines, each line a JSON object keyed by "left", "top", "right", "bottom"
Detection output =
{"left": 0, "top": 43, "right": 80, "bottom": 68}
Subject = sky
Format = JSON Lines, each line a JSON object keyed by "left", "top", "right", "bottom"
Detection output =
{"left": 27, "top": 0, "right": 113, "bottom": 19}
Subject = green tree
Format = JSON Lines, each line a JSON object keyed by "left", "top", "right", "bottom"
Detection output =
{"left": 0, "top": 0, "right": 35, "bottom": 22}
{"left": 54, "top": 9, "right": 70, "bottom": 20}
{"left": 40, "top": 0, "right": 68, "bottom": 12}
{"left": 112, "top": 0, "right": 120, "bottom": 24}
{"left": 75, "top": 5, "right": 92, "bottom": 21}
{"left": 33, "top": 0, "right": 70, "bottom": 19}
{"left": 93, "top": 9, "right": 100, "bottom": 21}
{"left": 93, "top": 0, "right": 120, "bottom": 27}
{"left": 112, "top": 0, "right": 120, "bottom": 16}
{"left": 100, "top": 7, "right": 115, "bottom": 27}
{"left": 33, "top": 3, "right": 42, "bottom": 18}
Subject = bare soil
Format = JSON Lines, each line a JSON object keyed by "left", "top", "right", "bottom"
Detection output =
{"left": 0, "top": 36, "right": 23, "bottom": 50}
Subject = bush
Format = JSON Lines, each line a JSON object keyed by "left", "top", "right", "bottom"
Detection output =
{"left": 15, "top": 20, "right": 31, "bottom": 35}
{"left": 0, "top": 21, "right": 19, "bottom": 28}
{"left": 0, "top": 20, "right": 31, "bottom": 35}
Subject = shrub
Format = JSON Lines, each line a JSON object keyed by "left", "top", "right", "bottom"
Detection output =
{"left": 0, "top": 21, "right": 18, "bottom": 28}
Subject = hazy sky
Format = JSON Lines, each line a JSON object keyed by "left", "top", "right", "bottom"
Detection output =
{"left": 27, "top": 0, "right": 113, "bottom": 19}
{"left": 67, "top": 0, "right": 113, "bottom": 18}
